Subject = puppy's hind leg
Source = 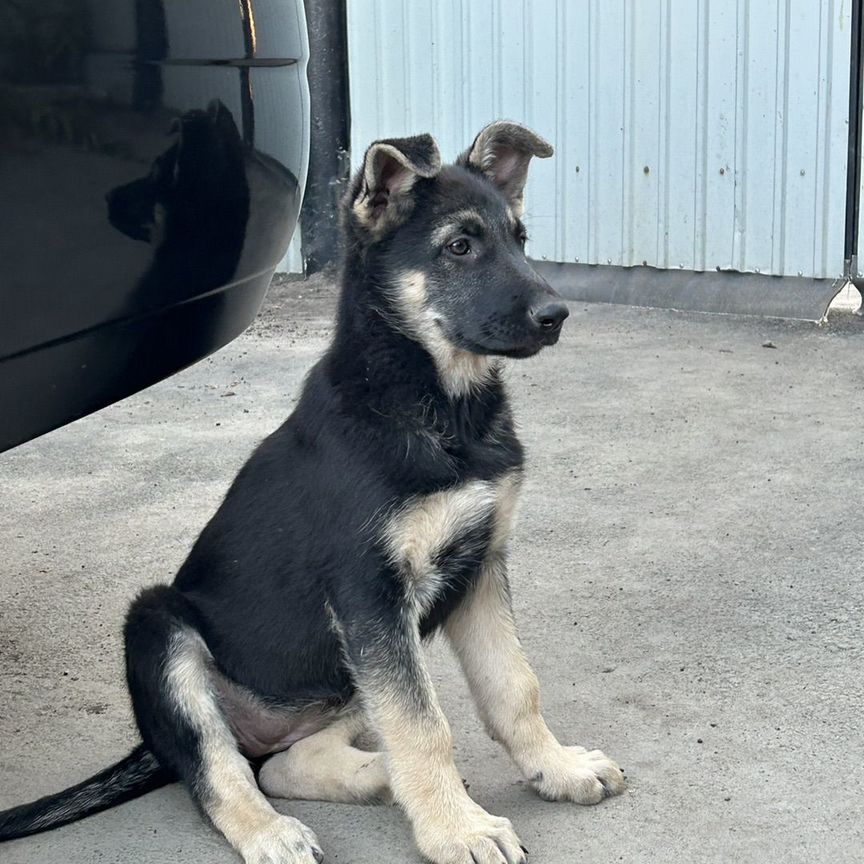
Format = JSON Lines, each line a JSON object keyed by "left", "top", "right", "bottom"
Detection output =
{"left": 259, "top": 710, "right": 391, "bottom": 805}
{"left": 125, "top": 586, "right": 324, "bottom": 864}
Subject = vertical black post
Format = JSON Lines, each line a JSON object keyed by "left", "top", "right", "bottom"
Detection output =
{"left": 301, "top": 0, "right": 351, "bottom": 275}
{"left": 844, "top": 0, "right": 864, "bottom": 279}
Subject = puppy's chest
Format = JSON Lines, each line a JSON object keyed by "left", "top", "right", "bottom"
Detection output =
{"left": 382, "top": 471, "right": 521, "bottom": 612}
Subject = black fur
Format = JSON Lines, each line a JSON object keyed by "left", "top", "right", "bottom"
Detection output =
{"left": 0, "top": 745, "right": 168, "bottom": 841}
{"left": 0, "top": 122, "right": 565, "bottom": 852}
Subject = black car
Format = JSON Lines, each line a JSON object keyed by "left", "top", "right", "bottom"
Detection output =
{"left": 0, "top": 0, "right": 310, "bottom": 452}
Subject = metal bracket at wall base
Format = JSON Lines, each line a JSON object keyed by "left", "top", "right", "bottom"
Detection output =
{"left": 533, "top": 261, "right": 847, "bottom": 323}
{"left": 845, "top": 257, "right": 864, "bottom": 315}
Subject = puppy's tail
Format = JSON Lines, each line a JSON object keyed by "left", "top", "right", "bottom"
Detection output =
{"left": 0, "top": 743, "right": 171, "bottom": 842}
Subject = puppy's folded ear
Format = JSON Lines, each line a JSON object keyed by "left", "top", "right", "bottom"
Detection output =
{"left": 460, "top": 121, "right": 553, "bottom": 217}
{"left": 347, "top": 134, "right": 441, "bottom": 233}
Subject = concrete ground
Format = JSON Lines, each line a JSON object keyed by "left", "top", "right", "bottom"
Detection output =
{"left": 1, "top": 278, "right": 863, "bottom": 864}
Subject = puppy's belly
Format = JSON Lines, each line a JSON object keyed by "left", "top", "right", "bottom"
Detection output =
{"left": 213, "top": 671, "right": 340, "bottom": 758}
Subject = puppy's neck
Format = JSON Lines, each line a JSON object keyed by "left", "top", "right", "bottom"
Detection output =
{"left": 330, "top": 267, "right": 503, "bottom": 427}
{"left": 337, "top": 266, "right": 496, "bottom": 399}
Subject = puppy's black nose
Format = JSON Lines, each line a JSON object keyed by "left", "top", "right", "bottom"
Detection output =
{"left": 531, "top": 302, "right": 570, "bottom": 331}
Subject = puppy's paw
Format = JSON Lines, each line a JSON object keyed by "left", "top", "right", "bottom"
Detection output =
{"left": 532, "top": 746, "right": 625, "bottom": 804}
{"left": 238, "top": 814, "right": 324, "bottom": 864}
{"left": 416, "top": 806, "right": 526, "bottom": 864}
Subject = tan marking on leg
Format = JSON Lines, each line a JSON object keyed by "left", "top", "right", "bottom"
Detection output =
{"left": 444, "top": 554, "right": 556, "bottom": 769}
{"left": 355, "top": 613, "right": 525, "bottom": 864}
{"left": 391, "top": 270, "right": 493, "bottom": 397}
{"left": 259, "top": 711, "right": 391, "bottom": 805}
{"left": 165, "top": 630, "right": 322, "bottom": 863}
{"left": 489, "top": 470, "right": 523, "bottom": 551}
{"left": 445, "top": 556, "right": 625, "bottom": 805}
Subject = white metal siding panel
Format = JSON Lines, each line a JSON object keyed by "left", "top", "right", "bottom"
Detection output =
{"left": 784, "top": 2, "right": 826, "bottom": 277}
{"left": 347, "top": 0, "right": 851, "bottom": 279}
{"left": 275, "top": 230, "right": 304, "bottom": 274}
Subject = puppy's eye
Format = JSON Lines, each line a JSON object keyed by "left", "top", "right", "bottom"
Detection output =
{"left": 518, "top": 232, "right": 528, "bottom": 246}
{"left": 447, "top": 238, "right": 471, "bottom": 256}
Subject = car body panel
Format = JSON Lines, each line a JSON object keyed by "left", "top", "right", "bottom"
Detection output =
{"left": 0, "top": 0, "right": 310, "bottom": 452}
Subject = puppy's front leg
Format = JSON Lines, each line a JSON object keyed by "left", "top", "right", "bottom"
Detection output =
{"left": 445, "top": 552, "right": 625, "bottom": 804}
{"left": 340, "top": 604, "right": 526, "bottom": 864}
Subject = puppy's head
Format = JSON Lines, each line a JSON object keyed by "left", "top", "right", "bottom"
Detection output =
{"left": 343, "top": 121, "right": 568, "bottom": 361}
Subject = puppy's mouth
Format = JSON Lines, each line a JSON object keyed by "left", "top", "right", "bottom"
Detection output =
{"left": 442, "top": 328, "right": 558, "bottom": 359}
{"left": 536, "top": 322, "right": 565, "bottom": 346}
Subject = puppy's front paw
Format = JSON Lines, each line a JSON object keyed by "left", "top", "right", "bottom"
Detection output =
{"left": 416, "top": 805, "right": 526, "bottom": 864}
{"left": 532, "top": 746, "right": 625, "bottom": 804}
{"left": 238, "top": 814, "right": 324, "bottom": 864}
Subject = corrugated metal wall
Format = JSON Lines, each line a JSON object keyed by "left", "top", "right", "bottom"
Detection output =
{"left": 346, "top": 0, "right": 852, "bottom": 280}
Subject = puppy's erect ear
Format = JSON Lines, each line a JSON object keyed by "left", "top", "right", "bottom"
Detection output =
{"left": 460, "top": 121, "right": 553, "bottom": 217}
{"left": 349, "top": 134, "right": 441, "bottom": 232}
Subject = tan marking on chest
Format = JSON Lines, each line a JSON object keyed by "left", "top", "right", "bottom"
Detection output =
{"left": 383, "top": 472, "right": 523, "bottom": 606}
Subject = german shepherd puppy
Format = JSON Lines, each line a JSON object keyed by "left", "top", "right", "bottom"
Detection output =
{"left": 0, "top": 122, "right": 624, "bottom": 864}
